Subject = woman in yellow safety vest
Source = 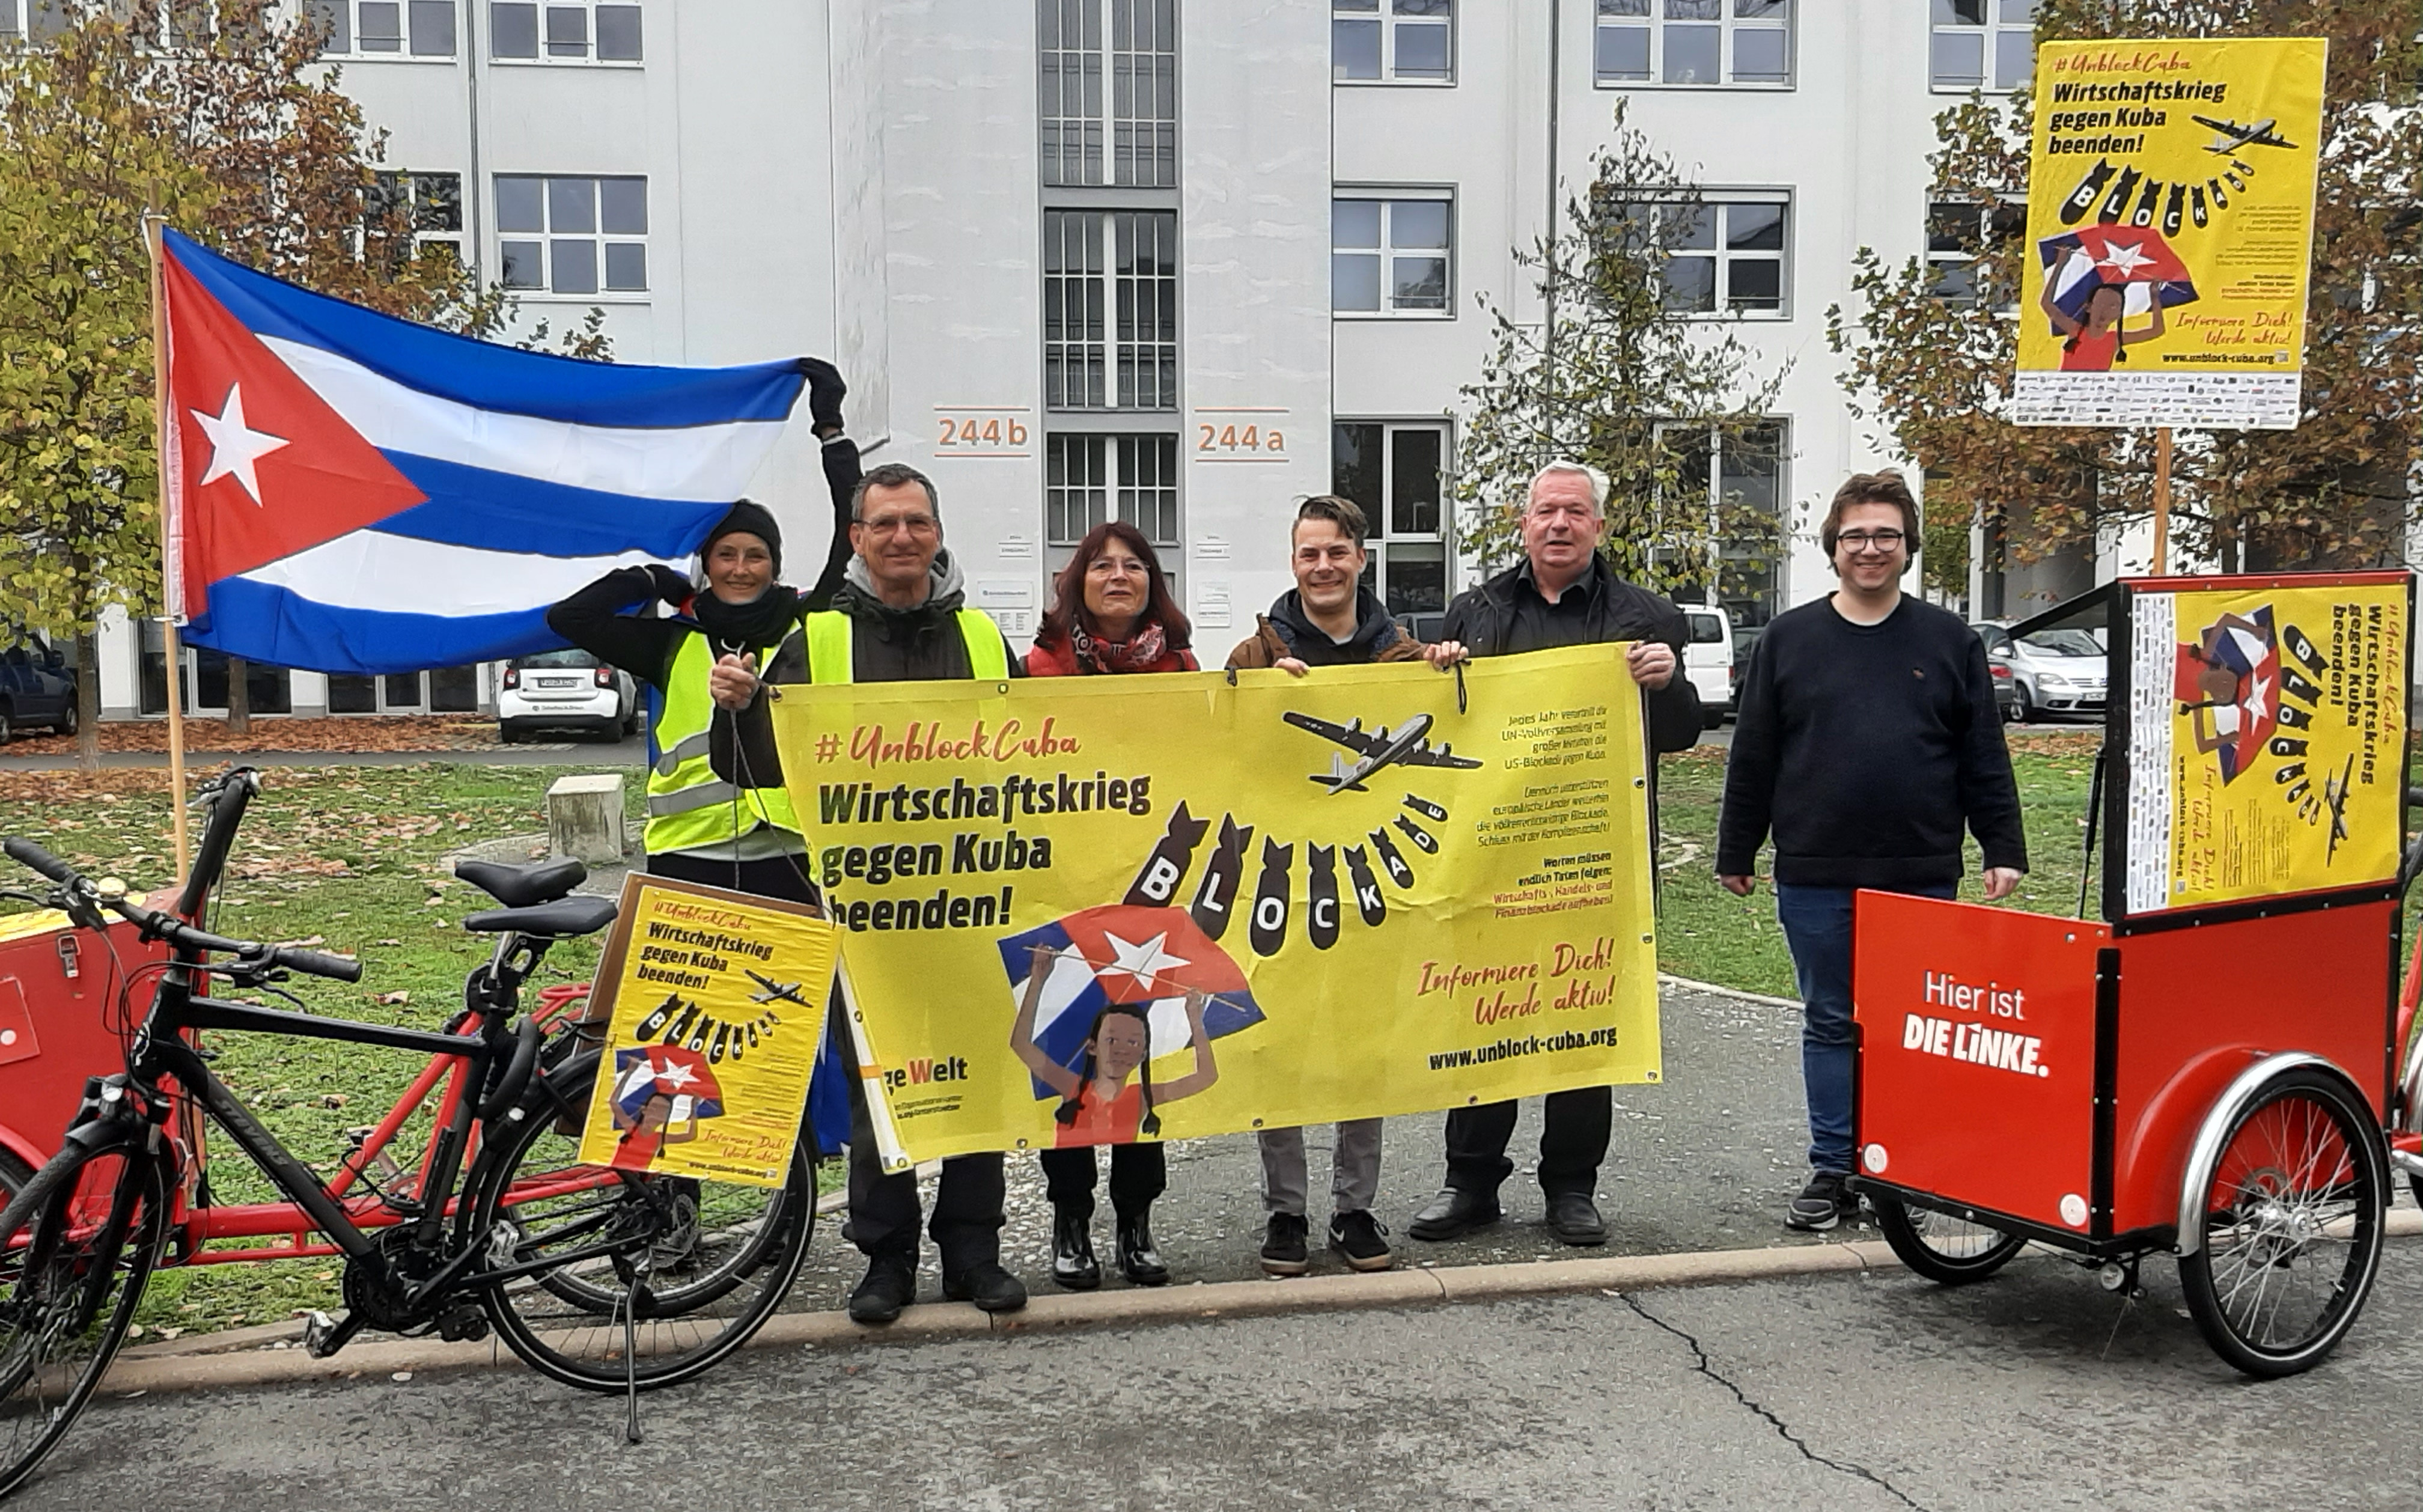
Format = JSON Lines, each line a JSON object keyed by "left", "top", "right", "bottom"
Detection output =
{"left": 546, "top": 358, "right": 856, "bottom": 1148}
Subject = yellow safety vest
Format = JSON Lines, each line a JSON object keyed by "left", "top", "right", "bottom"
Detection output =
{"left": 642, "top": 625, "right": 805, "bottom": 855}
{"left": 802, "top": 608, "right": 1010, "bottom": 684}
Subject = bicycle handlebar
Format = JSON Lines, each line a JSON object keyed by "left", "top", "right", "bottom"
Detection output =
{"left": 2, "top": 836, "right": 75, "bottom": 885}
{"left": 2, "top": 834, "right": 362, "bottom": 984}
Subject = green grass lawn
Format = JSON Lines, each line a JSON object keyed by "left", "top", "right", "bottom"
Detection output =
{"left": 1656, "top": 732, "right": 2106, "bottom": 996}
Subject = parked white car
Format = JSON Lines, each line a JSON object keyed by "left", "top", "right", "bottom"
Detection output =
{"left": 1971, "top": 623, "right": 2108, "bottom": 722}
{"left": 498, "top": 648, "right": 639, "bottom": 743}
{"left": 1681, "top": 603, "right": 1732, "bottom": 730}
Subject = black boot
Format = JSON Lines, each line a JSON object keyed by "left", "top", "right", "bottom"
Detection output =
{"left": 847, "top": 1250, "right": 917, "bottom": 1326}
{"left": 1052, "top": 1205, "right": 1102, "bottom": 1291}
{"left": 1115, "top": 1209, "right": 1169, "bottom": 1287}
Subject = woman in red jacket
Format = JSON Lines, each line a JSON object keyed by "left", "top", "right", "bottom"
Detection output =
{"left": 1025, "top": 521, "right": 1196, "bottom": 1289}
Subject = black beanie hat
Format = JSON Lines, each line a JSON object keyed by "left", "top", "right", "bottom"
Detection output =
{"left": 701, "top": 499, "right": 782, "bottom": 576}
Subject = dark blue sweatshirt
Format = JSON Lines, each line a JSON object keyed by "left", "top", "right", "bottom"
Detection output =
{"left": 1716, "top": 595, "right": 2026, "bottom": 888}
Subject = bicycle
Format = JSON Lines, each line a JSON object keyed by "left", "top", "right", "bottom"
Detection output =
{"left": 0, "top": 769, "right": 818, "bottom": 1499}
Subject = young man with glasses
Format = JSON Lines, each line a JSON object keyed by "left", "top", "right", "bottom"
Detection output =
{"left": 1715, "top": 471, "right": 2025, "bottom": 1231}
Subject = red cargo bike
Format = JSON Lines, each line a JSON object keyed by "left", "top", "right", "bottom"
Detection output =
{"left": 1850, "top": 570, "right": 2419, "bottom": 1377}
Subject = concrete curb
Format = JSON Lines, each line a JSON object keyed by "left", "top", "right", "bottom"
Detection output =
{"left": 101, "top": 1237, "right": 1894, "bottom": 1397}
{"left": 109, "top": 1209, "right": 2423, "bottom": 1397}
{"left": 1657, "top": 972, "right": 1802, "bottom": 1010}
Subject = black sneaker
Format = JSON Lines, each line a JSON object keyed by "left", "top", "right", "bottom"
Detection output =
{"left": 1328, "top": 1210, "right": 1393, "bottom": 1272}
{"left": 1785, "top": 1171, "right": 1855, "bottom": 1233}
{"left": 942, "top": 1261, "right": 1028, "bottom": 1313}
{"left": 847, "top": 1252, "right": 917, "bottom": 1325}
{"left": 1260, "top": 1212, "right": 1310, "bottom": 1277}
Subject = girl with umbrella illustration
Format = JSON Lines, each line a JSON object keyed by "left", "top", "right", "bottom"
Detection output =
{"left": 2041, "top": 275, "right": 2167, "bottom": 370}
{"left": 606, "top": 1046, "right": 724, "bottom": 1171}
{"left": 1009, "top": 942, "right": 1220, "bottom": 1151}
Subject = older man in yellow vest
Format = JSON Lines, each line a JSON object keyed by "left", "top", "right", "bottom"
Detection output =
{"left": 708, "top": 460, "right": 1024, "bottom": 1325}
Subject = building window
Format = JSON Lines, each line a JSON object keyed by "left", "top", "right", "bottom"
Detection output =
{"left": 1043, "top": 209, "right": 1178, "bottom": 410}
{"left": 1046, "top": 433, "right": 1183, "bottom": 581}
{"left": 308, "top": 0, "right": 459, "bottom": 57}
{"left": 1040, "top": 0, "right": 1175, "bottom": 188}
{"left": 1621, "top": 195, "right": 1788, "bottom": 316}
{"left": 1594, "top": 0, "right": 1791, "bottom": 88}
{"left": 496, "top": 175, "right": 647, "bottom": 295}
{"left": 1930, "top": 0, "right": 2032, "bottom": 92}
{"left": 1333, "top": 194, "right": 1452, "bottom": 316}
{"left": 1334, "top": 421, "right": 1450, "bottom": 616}
{"left": 1333, "top": 0, "right": 1453, "bottom": 84}
{"left": 365, "top": 171, "right": 465, "bottom": 275}
{"left": 489, "top": 0, "right": 641, "bottom": 63}
{"left": 1927, "top": 197, "right": 2024, "bottom": 307}
{"left": 1658, "top": 421, "right": 1787, "bottom": 627}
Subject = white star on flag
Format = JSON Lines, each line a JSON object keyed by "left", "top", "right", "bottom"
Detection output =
{"left": 1100, "top": 930, "right": 1189, "bottom": 996}
{"left": 654, "top": 1059, "right": 698, "bottom": 1090}
{"left": 2094, "top": 239, "right": 2155, "bottom": 279}
{"left": 190, "top": 383, "right": 290, "bottom": 505}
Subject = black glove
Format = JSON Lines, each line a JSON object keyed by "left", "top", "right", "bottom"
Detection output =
{"left": 645, "top": 564, "right": 693, "bottom": 607}
{"left": 800, "top": 357, "right": 846, "bottom": 434}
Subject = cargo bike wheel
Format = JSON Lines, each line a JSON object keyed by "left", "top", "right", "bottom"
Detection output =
{"left": 2178, "top": 1066, "right": 2386, "bottom": 1379}
{"left": 1870, "top": 1193, "right": 2026, "bottom": 1285}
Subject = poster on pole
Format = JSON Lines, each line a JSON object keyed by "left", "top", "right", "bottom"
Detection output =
{"left": 2012, "top": 37, "right": 2326, "bottom": 430}
{"left": 575, "top": 874, "right": 838, "bottom": 1186}
{"left": 2110, "top": 572, "right": 2412, "bottom": 922}
{"left": 770, "top": 647, "right": 1662, "bottom": 1170}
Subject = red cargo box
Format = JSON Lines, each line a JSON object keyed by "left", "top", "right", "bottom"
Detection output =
{"left": 0, "top": 907, "right": 170, "bottom": 1173}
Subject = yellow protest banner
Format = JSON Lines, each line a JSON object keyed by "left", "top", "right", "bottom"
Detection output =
{"left": 2014, "top": 37, "right": 2326, "bottom": 430}
{"left": 770, "top": 646, "right": 1660, "bottom": 1170}
{"left": 2119, "top": 573, "right": 2411, "bottom": 917}
{"left": 576, "top": 874, "right": 837, "bottom": 1186}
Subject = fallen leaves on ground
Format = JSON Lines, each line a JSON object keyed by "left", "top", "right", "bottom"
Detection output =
{"left": 3, "top": 715, "right": 513, "bottom": 757}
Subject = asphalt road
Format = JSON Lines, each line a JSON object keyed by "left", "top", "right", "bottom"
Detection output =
{"left": 20, "top": 1251, "right": 2423, "bottom": 1512}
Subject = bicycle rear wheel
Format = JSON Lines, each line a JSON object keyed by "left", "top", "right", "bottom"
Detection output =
{"left": 1, "top": 1140, "right": 169, "bottom": 1499}
{"left": 2179, "top": 1067, "right": 2386, "bottom": 1378}
{"left": 469, "top": 1076, "right": 814, "bottom": 1393}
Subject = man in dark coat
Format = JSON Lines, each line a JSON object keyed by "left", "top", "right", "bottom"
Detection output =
{"left": 1410, "top": 460, "right": 1702, "bottom": 1248}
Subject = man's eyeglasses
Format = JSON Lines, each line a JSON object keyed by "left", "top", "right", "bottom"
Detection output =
{"left": 1837, "top": 529, "right": 1906, "bottom": 553}
{"left": 859, "top": 514, "right": 939, "bottom": 537}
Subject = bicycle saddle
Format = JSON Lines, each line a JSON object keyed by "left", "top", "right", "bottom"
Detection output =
{"left": 461, "top": 895, "right": 618, "bottom": 937}
{"left": 455, "top": 857, "right": 588, "bottom": 908}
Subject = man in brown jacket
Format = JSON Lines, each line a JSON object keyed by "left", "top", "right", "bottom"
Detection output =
{"left": 1226, "top": 494, "right": 1424, "bottom": 1276}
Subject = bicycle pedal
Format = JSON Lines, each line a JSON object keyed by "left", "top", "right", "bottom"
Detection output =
{"left": 303, "top": 1308, "right": 365, "bottom": 1359}
{"left": 436, "top": 1305, "right": 489, "bottom": 1344}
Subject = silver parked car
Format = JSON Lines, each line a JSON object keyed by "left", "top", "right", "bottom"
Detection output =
{"left": 1971, "top": 623, "right": 2107, "bottom": 722}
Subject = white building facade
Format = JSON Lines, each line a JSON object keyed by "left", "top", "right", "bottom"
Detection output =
{"left": 78, "top": 0, "right": 2049, "bottom": 718}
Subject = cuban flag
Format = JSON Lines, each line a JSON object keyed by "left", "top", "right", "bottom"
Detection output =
{"left": 996, "top": 904, "right": 1267, "bottom": 1102}
{"left": 610, "top": 1044, "right": 726, "bottom": 1123}
{"left": 158, "top": 228, "right": 809, "bottom": 674}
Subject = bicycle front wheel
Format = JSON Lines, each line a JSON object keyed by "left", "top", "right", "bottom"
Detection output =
{"left": 468, "top": 1084, "right": 814, "bottom": 1393}
{"left": 1871, "top": 1193, "right": 2026, "bottom": 1285}
{"left": 1, "top": 1139, "right": 169, "bottom": 1500}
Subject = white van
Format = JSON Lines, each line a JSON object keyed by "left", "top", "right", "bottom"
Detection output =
{"left": 1680, "top": 603, "right": 1732, "bottom": 730}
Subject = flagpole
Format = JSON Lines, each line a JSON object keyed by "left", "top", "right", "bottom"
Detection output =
{"left": 144, "top": 208, "right": 190, "bottom": 889}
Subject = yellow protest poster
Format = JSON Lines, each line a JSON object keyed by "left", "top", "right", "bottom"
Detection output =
{"left": 576, "top": 874, "right": 838, "bottom": 1186}
{"left": 2013, "top": 37, "right": 2326, "bottom": 430}
{"left": 770, "top": 646, "right": 1660, "bottom": 1171}
{"left": 2120, "top": 572, "right": 2411, "bottom": 916}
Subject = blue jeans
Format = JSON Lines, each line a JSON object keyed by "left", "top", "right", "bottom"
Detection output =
{"left": 1775, "top": 882, "right": 1955, "bottom": 1175}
